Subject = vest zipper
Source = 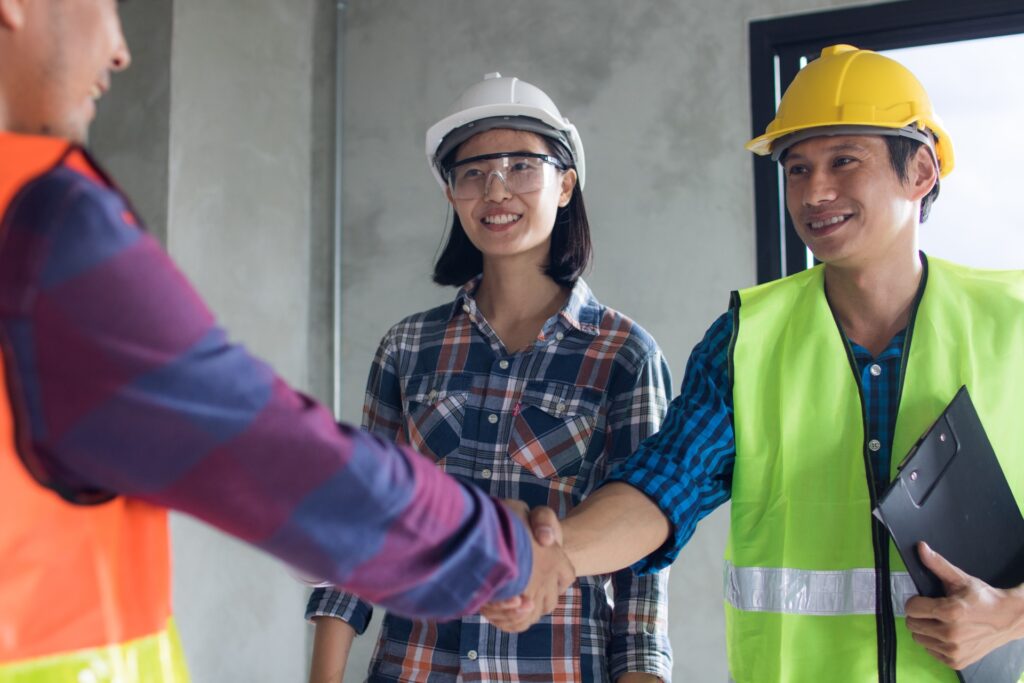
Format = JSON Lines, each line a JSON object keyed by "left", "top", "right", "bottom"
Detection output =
{"left": 842, "top": 338, "right": 897, "bottom": 683}
{"left": 828, "top": 312, "right": 899, "bottom": 683}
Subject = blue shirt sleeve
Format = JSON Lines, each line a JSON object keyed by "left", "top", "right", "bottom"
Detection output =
{"left": 605, "top": 311, "right": 736, "bottom": 573}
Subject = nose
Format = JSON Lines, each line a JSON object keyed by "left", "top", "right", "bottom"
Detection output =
{"left": 110, "top": 17, "right": 132, "bottom": 72}
{"left": 483, "top": 171, "right": 512, "bottom": 202}
{"left": 801, "top": 168, "right": 837, "bottom": 206}
{"left": 112, "top": 39, "right": 132, "bottom": 72}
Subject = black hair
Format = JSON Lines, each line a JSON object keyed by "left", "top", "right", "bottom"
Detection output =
{"left": 432, "top": 136, "right": 592, "bottom": 287}
{"left": 883, "top": 136, "right": 940, "bottom": 223}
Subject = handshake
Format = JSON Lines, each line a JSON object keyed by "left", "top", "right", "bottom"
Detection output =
{"left": 480, "top": 501, "right": 576, "bottom": 633}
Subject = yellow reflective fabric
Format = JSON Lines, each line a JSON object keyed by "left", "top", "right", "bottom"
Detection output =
{"left": 728, "top": 257, "right": 1024, "bottom": 683}
{"left": 0, "top": 619, "right": 188, "bottom": 683}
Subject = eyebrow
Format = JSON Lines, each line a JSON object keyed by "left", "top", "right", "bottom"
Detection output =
{"left": 785, "top": 142, "right": 868, "bottom": 162}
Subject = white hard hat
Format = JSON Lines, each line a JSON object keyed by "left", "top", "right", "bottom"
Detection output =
{"left": 425, "top": 72, "right": 586, "bottom": 190}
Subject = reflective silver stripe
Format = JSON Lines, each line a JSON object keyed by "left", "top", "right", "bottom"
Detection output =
{"left": 724, "top": 561, "right": 918, "bottom": 617}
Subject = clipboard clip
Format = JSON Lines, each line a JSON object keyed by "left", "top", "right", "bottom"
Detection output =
{"left": 896, "top": 412, "right": 960, "bottom": 508}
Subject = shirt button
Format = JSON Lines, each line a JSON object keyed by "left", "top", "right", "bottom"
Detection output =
{"left": 498, "top": 359, "right": 510, "bottom": 370}
{"left": 868, "top": 439, "right": 882, "bottom": 452}
{"left": 555, "top": 331, "right": 565, "bottom": 341}
{"left": 481, "top": 468, "right": 492, "bottom": 479}
{"left": 557, "top": 402, "right": 567, "bottom": 414}
{"left": 487, "top": 413, "right": 498, "bottom": 424}
{"left": 462, "top": 303, "right": 471, "bottom": 314}
{"left": 869, "top": 364, "right": 882, "bottom": 377}
{"left": 427, "top": 389, "right": 438, "bottom": 402}
{"left": 467, "top": 650, "right": 478, "bottom": 660}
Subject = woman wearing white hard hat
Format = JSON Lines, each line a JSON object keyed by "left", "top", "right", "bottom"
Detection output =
{"left": 306, "top": 73, "right": 673, "bottom": 683}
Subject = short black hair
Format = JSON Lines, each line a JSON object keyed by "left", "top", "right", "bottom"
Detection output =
{"left": 883, "top": 136, "right": 940, "bottom": 223}
{"left": 432, "top": 137, "right": 592, "bottom": 287}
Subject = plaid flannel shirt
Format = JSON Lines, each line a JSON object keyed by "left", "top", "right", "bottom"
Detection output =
{"left": 308, "top": 277, "right": 674, "bottom": 682}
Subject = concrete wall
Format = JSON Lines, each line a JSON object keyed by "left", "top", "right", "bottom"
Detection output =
{"left": 87, "top": 0, "right": 881, "bottom": 681}
{"left": 166, "top": 1, "right": 336, "bottom": 680}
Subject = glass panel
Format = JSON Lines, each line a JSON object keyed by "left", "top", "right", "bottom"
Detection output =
{"left": 884, "top": 35, "right": 1024, "bottom": 269}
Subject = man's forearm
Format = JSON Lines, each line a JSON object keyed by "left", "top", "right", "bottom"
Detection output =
{"left": 562, "top": 483, "right": 670, "bottom": 576}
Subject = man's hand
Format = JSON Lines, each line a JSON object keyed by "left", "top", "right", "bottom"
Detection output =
{"left": 481, "top": 503, "right": 574, "bottom": 632}
{"left": 904, "top": 542, "right": 1024, "bottom": 670}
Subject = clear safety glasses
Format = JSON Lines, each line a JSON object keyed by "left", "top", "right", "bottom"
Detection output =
{"left": 446, "top": 152, "right": 567, "bottom": 200}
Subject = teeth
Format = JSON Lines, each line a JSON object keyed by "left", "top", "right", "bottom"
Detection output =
{"left": 482, "top": 214, "right": 520, "bottom": 225}
{"left": 809, "top": 215, "right": 848, "bottom": 230}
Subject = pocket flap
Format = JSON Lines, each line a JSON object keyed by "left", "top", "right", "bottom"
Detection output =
{"left": 405, "top": 373, "right": 473, "bottom": 405}
{"left": 519, "top": 381, "right": 602, "bottom": 418}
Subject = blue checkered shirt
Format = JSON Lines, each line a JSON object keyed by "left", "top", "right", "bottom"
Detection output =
{"left": 609, "top": 311, "right": 905, "bottom": 572}
{"left": 308, "top": 278, "right": 674, "bottom": 682}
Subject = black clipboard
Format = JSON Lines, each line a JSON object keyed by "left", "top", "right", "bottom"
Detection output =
{"left": 874, "top": 386, "right": 1024, "bottom": 683}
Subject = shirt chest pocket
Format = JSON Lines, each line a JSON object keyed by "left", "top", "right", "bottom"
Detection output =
{"left": 508, "top": 381, "right": 603, "bottom": 479}
{"left": 402, "top": 374, "right": 472, "bottom": 464}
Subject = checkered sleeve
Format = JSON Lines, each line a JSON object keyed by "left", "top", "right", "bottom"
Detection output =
{"left": 305, "top": 333, "right": 404, "bottom": 631}
{"left": 305, "top": 585, "right": 373, "bottom": 634}
{"left": 605, "top": 348, "right": 674, "bottom": 680}
{"left": 607, "top": 312, "right": 736, "bottom": 575}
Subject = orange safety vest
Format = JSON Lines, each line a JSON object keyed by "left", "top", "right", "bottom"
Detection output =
{"left": 0, "top": 132, "right": 188, "bottom": 681}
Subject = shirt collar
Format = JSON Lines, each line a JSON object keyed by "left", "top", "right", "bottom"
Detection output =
{"left": 850, "top": 328, "right": 906, "bottom": 363}
{"left": 449, "top": 276, "right": 602, "bottom": 336}
{"left": 559, "top": 278, "right": 601, "bottom": 335}
{"left": 449, "top": 275, "right": 483, "bottom": 321}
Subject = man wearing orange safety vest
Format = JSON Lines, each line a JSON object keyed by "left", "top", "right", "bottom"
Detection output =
{"left": 0, "top": 1, "right": 571, "bottom": 680}
{"left": 484, "top": 46, "right": 1024, "bottom": 682}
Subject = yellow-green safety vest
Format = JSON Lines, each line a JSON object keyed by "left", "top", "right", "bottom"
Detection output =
{"left": 726, "top": 255, "right": 1024, "bottom": 683}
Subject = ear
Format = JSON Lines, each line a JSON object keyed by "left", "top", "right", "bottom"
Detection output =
{"left": 558, "top": 168, "right": 578, "bottom": 208}
{"left": 0, "top": 0, "right": 28, "bottom": 30}
{"left": 444, "top": 185, "right": 456, "bottom": 208}
{"left": 906, "top": 144, "right": 938, "bottom": 202}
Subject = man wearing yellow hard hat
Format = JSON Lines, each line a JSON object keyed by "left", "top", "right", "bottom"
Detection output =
{"left": 484, "top": 45, "right": 1024, "bottom": 682}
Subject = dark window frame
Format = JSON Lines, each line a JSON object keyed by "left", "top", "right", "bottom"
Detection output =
{"left": 750, "top": 0, "right": 1024, "bottom": 283}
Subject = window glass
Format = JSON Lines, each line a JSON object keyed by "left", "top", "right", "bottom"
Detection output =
{"left": 884, "top": 35, "right": 1024, "bottom": 269}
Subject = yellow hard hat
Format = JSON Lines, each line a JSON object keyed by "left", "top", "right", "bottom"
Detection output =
{"left": 747, "top": 44, "right": 954, "bottom": 177}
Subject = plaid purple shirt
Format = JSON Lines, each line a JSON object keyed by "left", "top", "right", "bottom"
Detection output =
{"left": 308, "top": 278, "right": 674, "bottom": 682}
{"left": 0, "top": 137, "right": 531, "bottom": 620}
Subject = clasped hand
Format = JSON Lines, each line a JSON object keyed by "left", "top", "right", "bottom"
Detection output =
{"left": 483, "top": 501, "right": 575, "bottom": 633}
{"left": 905, "top": 542, "right": 1024, "bottom": 670}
